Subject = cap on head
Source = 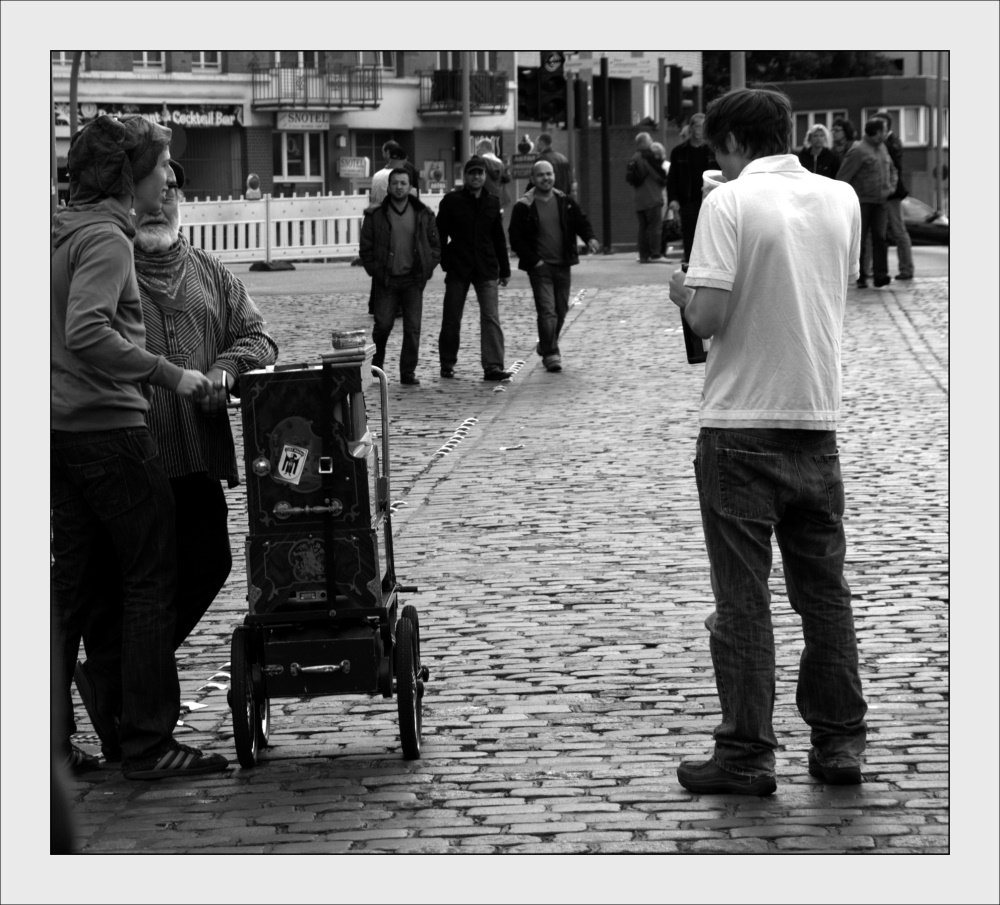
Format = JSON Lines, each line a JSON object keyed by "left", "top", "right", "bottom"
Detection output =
{"left": 168, "top": 159, "right": 185, "bottom": 189}
{"left": 464, "top": 156, "right": 487, "bottom": 174}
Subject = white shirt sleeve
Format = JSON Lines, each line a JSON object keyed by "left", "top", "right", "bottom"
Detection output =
{"left": 684, "top": 191, "right": 737, "bottom": 291}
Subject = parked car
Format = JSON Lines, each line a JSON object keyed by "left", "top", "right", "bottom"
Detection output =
{"left": 900, "top": 196, "right": 949, "bottom": 245}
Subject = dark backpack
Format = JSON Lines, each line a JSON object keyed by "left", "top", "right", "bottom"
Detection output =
{"left": 625, "top": 157, "right": 644, "bottom": 187}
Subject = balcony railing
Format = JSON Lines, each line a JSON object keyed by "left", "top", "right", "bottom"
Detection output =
{"left": 418, "top": 70, "right": 508, "bottom": 114}
{"left": 250, "top": 65, "right": 382, "bottom": 110}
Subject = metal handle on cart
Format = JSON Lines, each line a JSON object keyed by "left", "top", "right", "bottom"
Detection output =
{"left": 290, "top": 661, "right": 351, "bottom": 676}
{"left": 273, "top": 500, "right": 344, "bottom": 519}
{"left": 370, "top": 366, "right": 391, "bottom": 505}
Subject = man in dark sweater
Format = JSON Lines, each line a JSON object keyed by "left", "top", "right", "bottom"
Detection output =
{"left": 667, "top": 113, "right": 718, "bottom": 264}
{"left": 435, "top": 157, "right": 514, "bottom": 381}
{"left": 508, "top": 160, "right": 600, "bottom": 373}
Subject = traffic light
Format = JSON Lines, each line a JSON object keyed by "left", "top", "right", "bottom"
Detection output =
{"left": 517, "top": 66, "right": 539, "bottom": 121}
{"left": 572, "top": 78, "right": 589, "bottom": 128}
{"left": 667, "top": 64, "right": 694, "bottom": 123}
{"left": 538, "top": 51, "right": 567, "bottom": 123}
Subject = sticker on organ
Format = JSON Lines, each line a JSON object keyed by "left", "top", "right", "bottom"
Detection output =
{"left": 276, "top": 444, "right": 309, "bottom": 485}
{"left": 267, "top": 416, "right": 322, "bottom": 492}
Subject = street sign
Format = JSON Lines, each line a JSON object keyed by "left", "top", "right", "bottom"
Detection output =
{"left": 509, "top": 152, "right": 538, "bottom": 179}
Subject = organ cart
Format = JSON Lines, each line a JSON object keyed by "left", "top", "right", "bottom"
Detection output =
{"left": 227, "top": 335, "right": 427, "bottom": 766}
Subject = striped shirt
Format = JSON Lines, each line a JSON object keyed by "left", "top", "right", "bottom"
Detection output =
{"left": 136, "top": 241, "right": 278, "bottom": 486}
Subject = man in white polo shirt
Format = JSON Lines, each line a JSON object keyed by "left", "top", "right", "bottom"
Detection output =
{"left": 669, "top": 88, "right": 867, "bottom": 796}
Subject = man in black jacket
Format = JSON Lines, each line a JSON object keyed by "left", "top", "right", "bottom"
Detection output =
{"left": 360, "top": 169, "right": 441, "bottom": 385}
{"left": 508, "top": 159, "right": 600, "bottom": 373}
{"left": 436, "top": 157, "right": 513, "bottom": 381}
{"left": 667, "top": 114, "right": 717, "bottom": 264}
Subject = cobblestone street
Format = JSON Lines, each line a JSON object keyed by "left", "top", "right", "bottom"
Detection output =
{"left": 53, "top": 260, "right": 956, "bottom": 866}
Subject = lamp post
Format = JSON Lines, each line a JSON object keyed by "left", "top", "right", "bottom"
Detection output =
{"left": 730, "top": 51, "right": 745, "bottom": 90}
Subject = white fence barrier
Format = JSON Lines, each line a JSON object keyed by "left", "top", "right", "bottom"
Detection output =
{"left": 180, "top": 192, "right": 445, "bottom": 265}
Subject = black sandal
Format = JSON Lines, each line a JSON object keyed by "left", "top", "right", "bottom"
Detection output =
{"left": 65, "top": 744, "right": 101, "bottom": 775}
{"left": 123, "top": 743, "right": 230, "bottom": 781}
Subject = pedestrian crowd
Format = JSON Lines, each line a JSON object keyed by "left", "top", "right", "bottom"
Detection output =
{"left": 53, "top": 90, "right": 915, "bottom": 808}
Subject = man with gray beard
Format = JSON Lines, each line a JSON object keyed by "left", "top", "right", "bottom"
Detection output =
{"left": 73, "top": 161, "right": 278, "bottom": 764}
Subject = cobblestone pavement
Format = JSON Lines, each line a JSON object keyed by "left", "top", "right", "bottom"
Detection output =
{"left": 62, "top": 268, "right": 951, "bottom": 858}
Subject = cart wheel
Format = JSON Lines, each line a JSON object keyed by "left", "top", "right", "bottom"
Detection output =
{"left": 230, "top": 628, "right": 263, "bottom": 768}
{"left": 401, "top": 604, "right": 421, "bottom": 673}
{"left": 395, "top": 617, "right": 422, "bottom": 760}
{"left": 252, "top": 663, "right": 271, "bottom": 749}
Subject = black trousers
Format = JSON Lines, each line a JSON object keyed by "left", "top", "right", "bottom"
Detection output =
{"left": 74, "top": 474, "right": 233, "bottom": 731}
{"left": 680, "top": 201, "right": 703, "bottom": 263}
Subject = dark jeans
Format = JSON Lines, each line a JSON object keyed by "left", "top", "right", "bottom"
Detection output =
{"left": 679, "top": 201, "right": 703, "bottom": 263}
{"left": 859, "top": 202, "right": 888, "bottom": 281}
{"left": 80, "top": 473, "right": 233, "bottom": 692}
{"left": 527, "top": 262, "right": 572, "bottom": 358}
{"left": 51, "top": 427, "right": 180, "bottom": 762}
{"left": 636, "top": 204, "right": 664, "bottom": 261}
{"left": 438, "top": 275, "right": 505, "bottom": 373}
{"left": 372, "top": 275, "right": 424, "bottom": 377}
{"left": 693, "top": 427, "right": 868, "bottom": 775}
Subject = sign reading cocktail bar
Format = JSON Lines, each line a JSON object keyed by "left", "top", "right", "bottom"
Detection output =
{"left": 54, "top": 102, "right": 244, "bottom": 131}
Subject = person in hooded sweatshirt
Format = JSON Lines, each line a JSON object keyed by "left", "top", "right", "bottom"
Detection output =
{"left": 51, "top": 114, "right": 229, "bottom": 781}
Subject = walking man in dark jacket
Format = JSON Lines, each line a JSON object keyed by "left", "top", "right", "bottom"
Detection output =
{"left": 360, "top": 169, "right": 441, "bottom": 385}
{"left": 667, "top": 113, "right": 717, "bottom": 264}
{"left": 508, "top": 160, "right": 600, "bottom": 373}
{"left": 436, "top": 157, "right": 514, "bottom": 381}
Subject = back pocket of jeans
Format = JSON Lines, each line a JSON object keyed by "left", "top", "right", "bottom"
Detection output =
{"left": 68, "top": 453, "right": 149, "bottom": 519}
{"left": 717, "top": 448, "right": 782, "bottom": 520}
{"left": 812, "top": 453, "right": 845, "bottom": 522}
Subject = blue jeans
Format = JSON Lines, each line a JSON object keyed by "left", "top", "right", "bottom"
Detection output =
{"left": 438, "top": 275, "right": 505, "bottom": 373}
{"left": 50, "top": 427, "right": 180, "bottom": 762}
{"left": 527, "top": 262, "right": 572, "bottom": 358}
{"left": 372, "top": 275, "right": 424, "bottom": 377}
{"left": 636, "top": 204, "right": 664, "bottom": 261}
{"left": 859, "top": 202, "right": 888, "bottom": 281}
{"left": 693, "top": 427, "right": 867, "bottom": 775}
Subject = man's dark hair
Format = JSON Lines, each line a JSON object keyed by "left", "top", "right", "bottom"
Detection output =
{"left": 864, "top": 119, "right": 886, "bottom": 138}
{"left": 874, "top": 110, "right": 893, "bottom": 130}
{"left": 388, "top": 166, "right": 410, "bottom": 183}
{"left": 387, "top": 146, "right": 408, "bottom": 160}
{"left": 703, "top": 87, "right": 793, "bottom": 160}
{"left": 536, "top": 131, "right": 553, "bottom": 147}
{"left": 832, "top": 118, "right": 856, "bottom": 142}
{"left": 382, "top": 139, "right": 401, "bottom": 156}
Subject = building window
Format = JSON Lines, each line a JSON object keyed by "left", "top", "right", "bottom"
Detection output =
{"left": 133, "top": 52, "right": 164, "bottom": 70}
{"left": 793, "top": 109, "right": 848, "bottom": 148}
{"left": 643, "top": 83, "right": 659, "bottom": 123}
{"left": 274, "top": 51, "right": 320, "bottom": 69}
{"left": 51, "top": 51, "right": 74, "bottom": 68}
{"left": 273, "top": 131, "right": 324, "bottom": 183}
{"left": 438, "top": 52, "right": 497, "bottom": 71}
{"left": 862, "top": 106, "right": 945, "bottom": 148}
{"left": 357, "top": 52, "right": 395, "bottom": 69}
{"left": 190, "top": 51, "right": 221, "bottom": 71}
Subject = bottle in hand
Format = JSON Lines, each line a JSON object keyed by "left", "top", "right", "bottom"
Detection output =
{"left": 680, "top": 264, "right": 708, "bottom": 364}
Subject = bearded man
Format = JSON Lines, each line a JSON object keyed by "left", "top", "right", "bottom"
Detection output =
{"left": 73, "top": 161, "right": 278, "bottom": 767}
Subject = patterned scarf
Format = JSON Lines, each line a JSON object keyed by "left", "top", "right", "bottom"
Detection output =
{"left": 134, "top": 234, "right": 190, "bottom": 307}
